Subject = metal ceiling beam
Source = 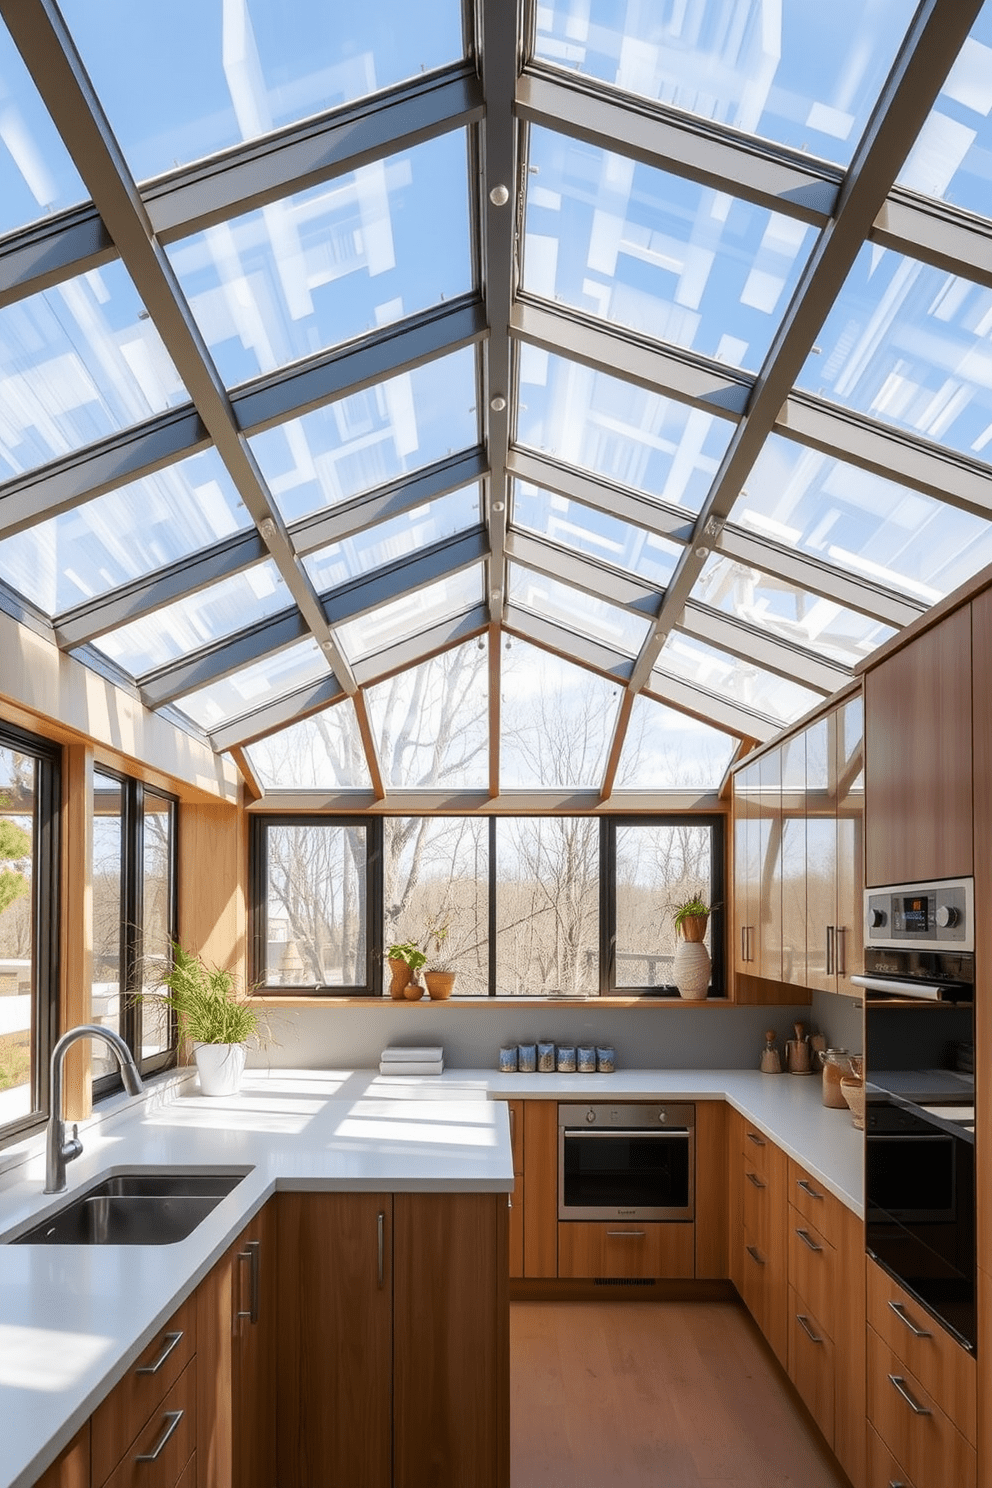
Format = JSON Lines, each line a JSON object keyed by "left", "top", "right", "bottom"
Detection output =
{"left": 504, "top": 605, "right": 633, "bottom": 682}
{"left": 139, "top": 608, "right": 309, "bottom": 709}
{"left": 507, "top": 449, "right": 695, "bottom": 543}
{"left": 873, "top": 191, "right": 992, "bottom": 292}
{"left": 642, "top": 672, "right": 775, "bottom": 743}
{"left": 505, "top": 528, "right": 662, "bottom": 617}
{"left": 246, "top": 786, "right": 722, "bottom": 815}
{"left": 0, "top": 204, "right": 112, "bottom": 309}
{"left": 628, "top": 0, "right": 985, "bottom": 695}
{"left": 678, "top": 601, "right": 851, "bottom": 696}
{"left": 516, "top": 71, "right": 841, "bottom": 226}
{"left": 146, "top": 69, "right": 483, "bottom": 241}
{"left": 716, "top": 526, "right": 926, "bottom": 631}
{"left": 323, "top": 527, "right": 488, "bottom": 625}
{"left": 290, "top": 448, "right": 487, "bottom": 557}
{"left": 512, "top": 299, "right": 750, "bottom": 418}
{"left": 350, "top": 606, "right": 488, "bottom": 687}
{"left": 55, "top": 528, "right": 268, "bottom": 647}
{"left": 209, "top": 674, "right": 346, "bottom": 754}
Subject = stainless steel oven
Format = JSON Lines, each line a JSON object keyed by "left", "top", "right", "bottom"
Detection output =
{"left": 558, "top": 1103, "right": 695, "bottom": 1221}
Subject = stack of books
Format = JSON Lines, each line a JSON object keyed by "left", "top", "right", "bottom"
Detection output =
{"left": 379, "top": 1045, "right": 444, "bottom": 1076}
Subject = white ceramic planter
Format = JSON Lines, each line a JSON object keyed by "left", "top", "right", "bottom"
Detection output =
{"left": 193, "top": 1041, "right": 247, "bottom": 1096}
{"left": 672, "top": 940, "right": 711, "bottom": 1001}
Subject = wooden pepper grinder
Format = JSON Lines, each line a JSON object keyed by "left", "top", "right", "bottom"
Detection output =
{"left": 760, "top": 1029, "right": 782, "bottom": 1074}
{"left": 785, "top": 1021, "right": 812, "bottom": 1075}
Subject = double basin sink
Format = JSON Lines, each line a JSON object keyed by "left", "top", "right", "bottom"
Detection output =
{"left": 9, "top": 1170, "right": 247, "bottom": 1246}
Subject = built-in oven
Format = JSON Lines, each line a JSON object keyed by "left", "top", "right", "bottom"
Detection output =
{"left": 558, "top": 1103, "right": 695, "bottom": 1221}
{"left": 856, "top": 879, "right": 976, "bottom": 1354}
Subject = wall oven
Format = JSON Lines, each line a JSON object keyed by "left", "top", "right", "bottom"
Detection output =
{"left": 558, "top": 1103, "right": 695, "bottom": 1221}
{"left": 857, "top": 879, "right": 976, "bottom": 1354}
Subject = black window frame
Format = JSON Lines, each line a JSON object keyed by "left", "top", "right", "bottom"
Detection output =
{"left": 250, "top": 812, "right": 725, "bottom": 999}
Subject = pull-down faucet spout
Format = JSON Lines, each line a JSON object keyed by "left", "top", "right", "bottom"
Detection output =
{"left": 45, "top": 1024, "right": 144, "bottom": 1193}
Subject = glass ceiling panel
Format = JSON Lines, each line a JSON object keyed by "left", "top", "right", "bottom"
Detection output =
{"left": 533, "top": 0, "right": 917, "bottom": 169}
{"left": 336, "top": 563, "right": 483, "bottom": 663}
{"left": 89, "top": 561, "right": 289, "bottom": 678}
{"left": 796, "top": 245, "right": 992, "bottom": 461}
{"left": 174, "top": 636, "right": 327, "bottom": 731}
{"left": 512, "top": 479, "right": 682, "bottom": 588}
{"left": 615, "top": 693, "right": 737, "bottom": 791}
{"left": 508, "top": 562, "right": 651, "bottom": 657}
{"left": 898, "top": 6, "right": 992, "bottom": 216}
{"left": 169, "top": 131, "right": 472, "bottom": 387}
{"left": 691, "top": 554, "right": 895, "bottom": 667}
{"left": 245, "top": 700, "right": 372, "bottom": 790}
{"left": 651, "top": 631, "right": 821, "bottom": 725}
{"left": 524, "top": 127, "right": 813, "bottom": 373}
{"left": 0, "top": 19, "right": 87, "bottom": 236}
{"left": 367, "top": 640, "right": 488, "bottom": 789}
{"left": 517, "top": 347, "right": 732, "bottom": 513}
{"left": 249, "top": 345, "right": 478, "bottom": 523}
{"left": 729, "top": 431, "right": 992, "bottom": 605}
{"left": 302, "top": 485, "right": 480, "bottom": 593}
{"left": 500, "top": 638, "right": 620, "bottom": 789}
{"left": 0, "top": 263, "right": 187, "bottom": 482}
{"left": 0, "top": 449, "right": 249, "bottom": 616}
{"left": 61, "top": 0, "right": 465, "bottom": 182}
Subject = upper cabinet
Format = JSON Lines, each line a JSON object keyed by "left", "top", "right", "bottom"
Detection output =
{"left": 864, "top": 607, "right": 973, "bottom": 887}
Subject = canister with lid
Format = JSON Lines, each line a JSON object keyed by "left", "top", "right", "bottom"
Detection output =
{"left": 820, "top": 1047, "right": 853, "bottom": 1108}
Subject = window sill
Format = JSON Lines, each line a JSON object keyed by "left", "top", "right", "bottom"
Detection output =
{"left": 249, "top": 993, "right": 731, "bottom": 1008}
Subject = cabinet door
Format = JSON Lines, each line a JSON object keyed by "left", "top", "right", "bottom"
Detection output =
{"left": 277, "top": 1193, "right": 392, "bottom": 1488}
{"left": 733, "top": 760, "right": 760, "bottom": 975}
{"left": 35, "top": 1425, "right": 90, "bottom": 1488}
{"left": 522, "top": 1099, "right": 558, "bottom": 1278}
{"left": 233, "top": 1203, "right": 278, "bottom": 1488}
{"left": 393, "top": 1192, "right": 509, "bottom": 1488}
{"left": 834, "top": 694, "right": 864, "bottom": 996}
{"left": 804, "top": 716, "right": 836, "bottom": 994}
{"left": 757, "top": 748, "right": 783, "bottom": 984}
{"left": 780, "top": 733, "right": 807, "bottom": 988}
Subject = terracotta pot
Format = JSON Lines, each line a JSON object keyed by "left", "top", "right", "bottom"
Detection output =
{"left": 678, "top": 913, "right": 709, "bottom": 944}
{"left": 388, "top": 958, "right": 412, "bottom": 1000}
{"left": 403, "top": 977, "right": 425, "bottom": 1001}
{"left": 424, "top": 971, "right": 456, "bottom": 1001}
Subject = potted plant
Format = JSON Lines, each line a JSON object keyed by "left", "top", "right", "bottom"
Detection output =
{"left": 422, "top": 913, "right": 459, "bottom": 1001}
{"left": 143, "top": 942, "right": 260, "bottom": 1095}
{"left": 386, "top": 941, "right": 427, "bottom": 1001}
{"left": 670, "top": 895, "right": 714, "bottom": 1001}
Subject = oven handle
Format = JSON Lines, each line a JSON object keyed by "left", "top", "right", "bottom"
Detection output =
{"left": 562, "top": 1128, "right": 691, "bottom": 1139}
{"left": 850, "top": 974, "right": 948, "bottom": 1001}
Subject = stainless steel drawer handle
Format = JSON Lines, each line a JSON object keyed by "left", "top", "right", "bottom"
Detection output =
{"left": 888, "top": 1300, "right": 932, "bottom": 1339}
{"left": 888, "top": 1374, "right": 931, "bottom": 1416}
{"left": 796, "top": 1179, "right": 822, "bottom": 1200}
{"left": 795, "top": 1228, "right": 823, "bottom": 1254}
{"left": 745, "top": 1245, "right": 765, "bottom": 1265}
{"left": 796, "top": 1313, "right": 823, "bottom": 1345}
{"left": 377, "top": 1210, "right": 385, "bottom": 1289}
{"left": 606, "top": 1230, "right": 645, "bottom": 1238}
{"left": 745, "top": 1171, "right": 766, "bottom": 1190}
{"left": 135, "top": 1330, "right": 183, "bottom": 1376}
{"left": 237, "top": 1240, "right": 260, "bottom": 1324}
{"left": 745, "top": 1131, "right": 765, "bottom": 1147}
{"left": 135, "top": 1409, "right": 183, "bottom": 1462}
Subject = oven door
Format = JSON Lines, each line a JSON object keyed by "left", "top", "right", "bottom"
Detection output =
{"left": 558, "top": 1105, "right": 694, "bottom": 1221}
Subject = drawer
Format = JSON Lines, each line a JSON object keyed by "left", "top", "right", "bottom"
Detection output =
{"left": 742, "top": 1164, "right": 776, "bottom": 1246}
{"left": 558, "top": 1221, "right": 695, "bottom": 1280}
{"left": 101, "top": 1360, "right": 197, "bottom": 1488}
{"left": 788, "top": 1209, "right": 835, "bottom": 1336}
{"left": 92, "top": 1296, "right": 196, "bottom": 1486}
{"left": 867, "top": 1327, "right": 975, "bottom": 1488}
{"left": 867, "top": 1423, "right": 916, "bottom": 1488}
{"left": 507, "top": 1099, "right": 524, "bottom": 1175}
{"left": 866, "top": 1258, "right": 976, "bottom": 1445}
{"left": 788, "top": 1286, "right": 834, "bottom": 1446}
{"left": 788, "top": 1159, "right": 841, "bottom": 1247}
{"left": 741, "top": 1123, "right": 774, "bottom": 1174}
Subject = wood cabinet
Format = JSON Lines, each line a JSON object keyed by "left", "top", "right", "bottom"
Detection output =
{"left": 864, "top": 604, "right": 973, "bottom": 886}
{"left": 507, "top": 1099, "right": 524, "bottom": 1278}
{"left": 780, "top": 732, "right": 807, "bottom": 990}
{"left": 91, "top": 1298, "right": 196, "bottom": 1488}
{"left": 232, "top": 1204, "right": 278, "bottom": 1488}
{"left": 805, "top": 698, "right": 864, "bottom": 998}
{"left": 278, "top": 1190, "right": 509, "bottom": 1488}
{"left": 733, "top": 749, "right": 794, "bottom": 1002}
{"left": 558, "top": 1221, "right": 694, "bottom": 1279}
{"left": 867, "top": 1327, "right": 975, "bottom": 1488}
{"left": 522, "top": 1098, "right": 558, "bottom": 1279}
{"left": 34, "top": 1426, "right": 90, "bottom": 1488}
{"left": 729, "top": 1113, "right": 788, "bottom": 1367}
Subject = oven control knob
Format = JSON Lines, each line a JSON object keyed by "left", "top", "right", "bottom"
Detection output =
{"left": 869, "top": 908, "right": 886, "bottom": 928}
{"left": 936, "top": 905, "right": 959, "bottom": 928}
{"left": 585, "top": 1109, "right": 596, "bottom": 1124}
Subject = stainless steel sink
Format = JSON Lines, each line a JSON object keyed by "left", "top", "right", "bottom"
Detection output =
{"left": 10, "top": 1170, "right": 247, "bottom": 1245}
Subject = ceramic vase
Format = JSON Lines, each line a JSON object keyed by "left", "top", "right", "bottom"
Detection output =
{"left": 425, "top": 971, "right": 456, "bottom": 1001}
{"left": 672, "top": 940, "right": 710, "bottom": 1000}
{"left": 388, "top": 959, "right": 412, "bottom": 1000}
{"left": 193, "top": 1042, "right": 247, "bottom": 1096}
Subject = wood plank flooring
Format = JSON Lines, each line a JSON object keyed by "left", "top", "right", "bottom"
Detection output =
{"left": 510, "top": 1301, "right": 851, "bottom": 1488}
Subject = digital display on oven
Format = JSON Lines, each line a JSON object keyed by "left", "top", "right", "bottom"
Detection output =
{"left": 900, "top": 895, "right": 929, "bottom": 933}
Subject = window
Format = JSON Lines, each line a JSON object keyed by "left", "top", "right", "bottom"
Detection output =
{"left": 250, "top": 813, "right": 724, "bottom": 997}
{"left": 0, "top": 721, "right": 60, "bottom": 1146}
{"left": 91, "top": 769, "right": 177, "bottom": 1090}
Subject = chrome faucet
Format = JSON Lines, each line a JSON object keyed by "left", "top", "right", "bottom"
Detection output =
{"left": 45, "top": 1024, "right": 144, "bottom": 1193}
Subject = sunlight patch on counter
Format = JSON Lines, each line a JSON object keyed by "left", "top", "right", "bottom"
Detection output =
{"left": 0, "top": 1323, "right": 111, "bottom": 1390}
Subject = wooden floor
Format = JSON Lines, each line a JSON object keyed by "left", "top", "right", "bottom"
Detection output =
{"left": 510, "top": 1301, "right": 851, "bottom": 1488}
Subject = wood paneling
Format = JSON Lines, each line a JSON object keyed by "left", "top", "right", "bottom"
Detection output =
{"left": 522, "top": 1099, "right": 558, "bottom": 1279}
{"left": 979, "top": 1265, "right": 991, "bottom": 1488}
{"left": 393, "top": 1192, "right": 509, "bottom": 1488}
{"left": 101, "top": 1362, "right": 196, "bottom": 1488}
{"left": 867, "top": 1326, "right": 976, "bottom": 1488}
{"left": 195, "top": 1243, "right": 234, "bottom": 1488}
{"left": 178, "top": 801, "right": 246, "bottom": 980}
{"left": 864, "top": 603, "right": 973, "bottom": 886}
{"left": 35, "top": 1424, "right": 90, "bottom": 1488}
{"left": 61, "top": 743, "right": 93, "bottom": 1121}
{"left": 92, "top": 1297, "right": 195, "bottom": 1487}
{"left": 557, "top": 1221, "right": 695, "bottom": 1279}
{"left": 277, "top": 1192, "right": 392, "bottom": 1488}
{"left": 694, "top": 1099, "right": 727, "bottom": 1279}
{"left": 233, "top": 1202, "right": 278, "bottom": 1488}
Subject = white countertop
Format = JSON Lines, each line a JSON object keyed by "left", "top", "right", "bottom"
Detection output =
{"left": 0, "top": 1066, "right": 862, "bottom": 1488}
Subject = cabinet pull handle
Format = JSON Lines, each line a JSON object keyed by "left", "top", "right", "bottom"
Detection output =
{"left": 745, "top": 1245, "right": 765, "bottom": 1265}
{"left": 377, "top": 1210, "right": 385, "bottom": 1289}
{"left": 887, "top": 1300, "right": 932, "bottom": 1339}
{"left": 826, "top": 925, "right": 835, "bottom": 976}
{"left": 745, "top": 1171, "right": 766, "bottom": 1189}
{"left": 508, "top": 1106, "right": 515, "bottom": 1144}
{"left": 606, "top": 1230, "right": 645, "bottom": 1238}
{"left": 747, "top": 926, "right": 754, "bottom": 962}
{"left": 837, "top": 926, "right": 846, "bottom": 976}
{"left": 135, "top": 1410, "right": 183, "bottom": 1462}
{"left": 237, "top": 1240, "right": 260, "bottom": 1324}
{"left": 795, "top": 1228, "right": 823, "bottom": 1254}
{"left": 888, "top": 1481, "right": 908, "bottom": 1488}
{"left": 135, "top": 1330, "right": 183, "bottom": 1376}
{"left": 746, "top": 1130, "right": 766, "bottom": 1147}
{"left": 796, "top": 1179, "right": 822, "bottom": 1199}
{"left": 796, "top": 1313, "right": 823, "bottom": 1344}
{"left": 888, "top": 1374, "right": 931, "bottom": 1416}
